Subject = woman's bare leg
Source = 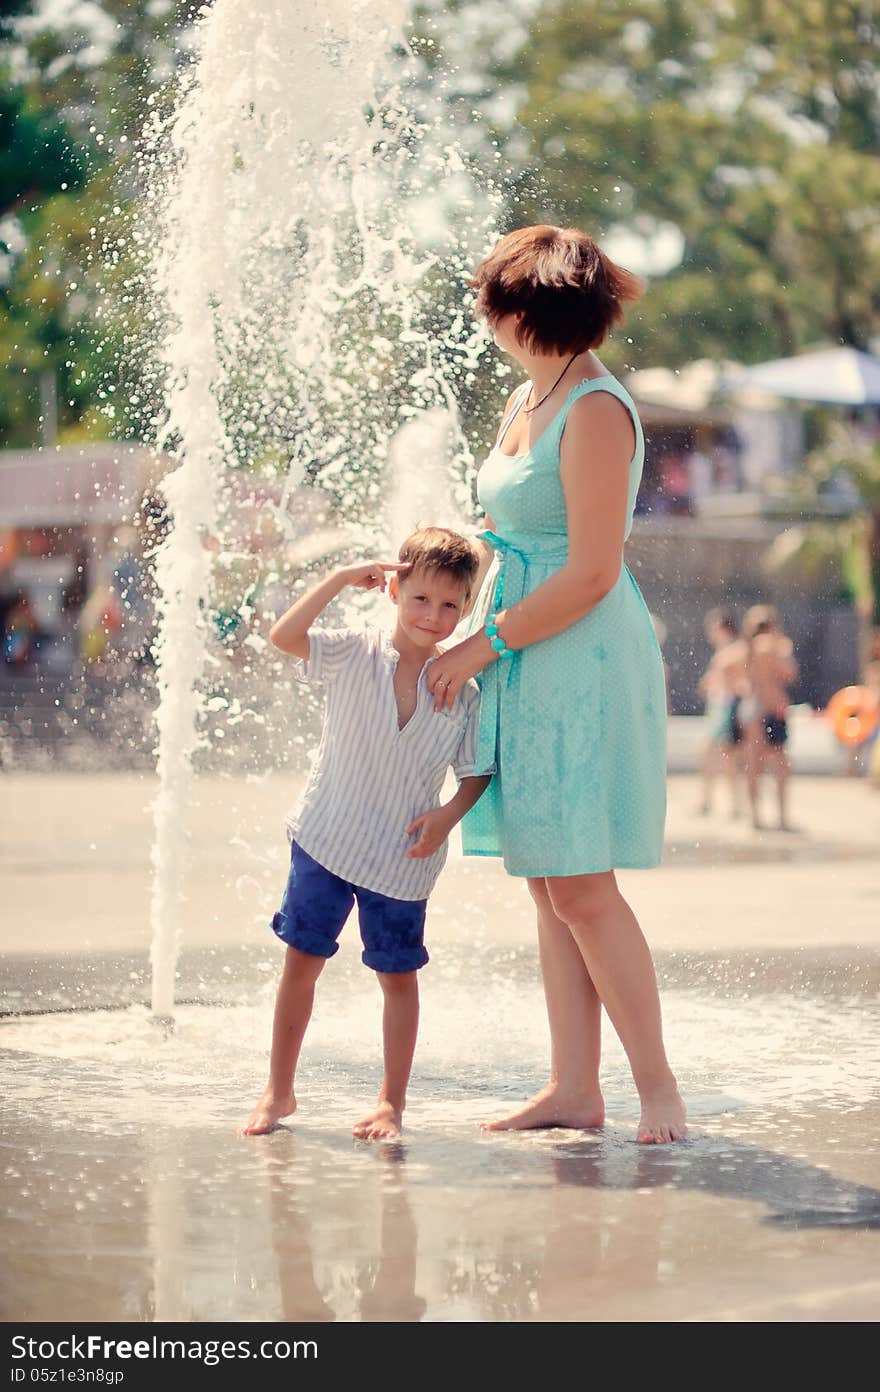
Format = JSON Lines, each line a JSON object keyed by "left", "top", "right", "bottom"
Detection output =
{"left": 545, "top": 871, "right": 686, "bottom": 1145}
{"left": 482, "top": 878, "right": 605, "bottom": 1131}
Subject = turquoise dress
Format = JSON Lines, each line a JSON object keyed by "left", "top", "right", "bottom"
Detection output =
{"left": 461, "top": 375, "right": 667, "bottom": 876}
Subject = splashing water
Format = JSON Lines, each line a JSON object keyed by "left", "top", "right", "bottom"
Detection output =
{"left": 145, "top": 0, "right": 499, "bottom": 1016}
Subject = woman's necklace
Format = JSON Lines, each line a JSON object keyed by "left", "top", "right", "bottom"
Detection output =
{"left": 523, "top": 352, "right": 579, "bottom": 415}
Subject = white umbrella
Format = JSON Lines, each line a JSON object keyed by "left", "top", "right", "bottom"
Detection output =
{"left": 722, "top": 346, "right": 880, "bottom": 405}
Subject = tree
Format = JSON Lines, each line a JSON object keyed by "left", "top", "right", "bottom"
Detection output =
{"left": 0, "top": 2, "right": 201, "bottom": 446}
{"left": 466, "top": 0, "right": 880, "bottom": 368}
{"left": 0, "top": 0, "right": 30, "bottom": 40}
{"left": 768, "top": 424, "right": 880, "bottom": 678}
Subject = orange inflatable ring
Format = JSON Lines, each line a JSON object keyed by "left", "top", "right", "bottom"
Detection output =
{"left": 826, "top": 686, "right": 880, "bottom": 747}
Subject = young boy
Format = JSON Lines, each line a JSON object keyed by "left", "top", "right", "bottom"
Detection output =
{"left": 741, "top": 605, "right": 798, "bottom": 831}
{"left": 696, "top": 608, "right": 746, "bottom": 818}
{"left": 241, "top": 527, "right": 491, "bottom": 1141}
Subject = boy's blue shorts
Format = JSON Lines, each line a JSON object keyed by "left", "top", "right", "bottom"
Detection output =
{"left": 272, "top": 841, "right": 429, "bottom": 974}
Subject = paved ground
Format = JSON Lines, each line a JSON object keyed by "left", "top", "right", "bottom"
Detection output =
{"left": 3, "top": 769, "right": 877, "bottom": 961}
{"left": 2, "top": 770, "right": 879, "bottom": 1323}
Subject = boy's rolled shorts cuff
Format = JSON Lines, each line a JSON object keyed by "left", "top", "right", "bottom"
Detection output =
{"left": 271, "top": 841, "right": 430, "bottom": 974}
{"left": 271, "top": 913, "right": 341, "bottom": 960}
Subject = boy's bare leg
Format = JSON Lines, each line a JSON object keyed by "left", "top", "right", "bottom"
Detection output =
{"left": 483, "top": 878, "right": 605, "bottom": 1131}
{"left": 545, "top": 871, "right": 686, "bottom": 1145}
{"left": 241, "top": 947, "right": 326, "bottom": 1135}
{"left": 353, "top": 971, "right": 419, "bottom": 1140}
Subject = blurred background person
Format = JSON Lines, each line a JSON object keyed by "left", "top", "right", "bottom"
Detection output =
{"left": 2, "top": 589, "right": 41, "bottom": 671}
{"left": 78, "top": 577, "right": 123, "bottom": 670}
{"left": 696, "top": 608, "right": 746, "bottom": 818}
{"left": 863, "top": 630, "right": 880, "bottom": 786}
{"left": 741, "top": 605, "right": 798, "bottom": 831}
{"left": 658, "top": 448, "right": 692, "bottom": 516}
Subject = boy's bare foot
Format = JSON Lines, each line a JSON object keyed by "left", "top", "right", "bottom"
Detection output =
{"left": 353, "top": 1100, "right": 403, "bottom": 1140}
{"left": 481, "top": 1083, "right": 605, "bottom": 1132}
{"left": 637, "top": 1084, "right": 687, "bottom": 1144}
{"left": 239, "top": 1090, "right": 297, "bottom": 1136}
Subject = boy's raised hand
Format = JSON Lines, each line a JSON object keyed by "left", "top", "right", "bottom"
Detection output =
{"left": 341, "top": 560, "right": 411, "bottom": 592}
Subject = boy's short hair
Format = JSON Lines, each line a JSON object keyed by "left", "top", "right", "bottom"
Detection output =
{"left": 470, "top": 224, "right": 643, "bottom": 356}
{"left": 397, "top": 527, "right": 479, "bottom": 598}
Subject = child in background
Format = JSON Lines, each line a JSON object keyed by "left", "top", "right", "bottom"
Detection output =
{"left": 741, "top": 605, "right": 798, "bottom": 830}
{"left": 696, "top": 608, "right": 747, "bottom": 817}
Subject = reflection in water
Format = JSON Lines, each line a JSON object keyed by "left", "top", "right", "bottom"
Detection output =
{"left": 264, "top": 1147, "right": 336, "bottom": 1322}
{"left": 2, "top": 1066, "right": 879, "bottom": 1322}
{"left": 260, "top": 1139, "right": 426, "bottom": 1321}
{"left": 537, "top": 1145, "right": 668, "bottom": 1322}
{"left": 255, "top": 1125, "right": 880, "bottom": 1321}
{"left": 148, "top": 1133, "right": 188, "bottom": 1321}
{"left": 3, "top": 968, "right": 879, "bottom": 1321}
{"left": 551, "top": 1135, "right": 880, "bottom": 1230}
{"left": 357, "top": 1148, "right": 427, "bottom": 1323}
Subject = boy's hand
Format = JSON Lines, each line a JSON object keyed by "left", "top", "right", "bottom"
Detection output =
{"left": 339, "top": 560, "right": 411, "bottom": 592}
{"left": 405, "top": 808, "right": 452, "bottom": 859}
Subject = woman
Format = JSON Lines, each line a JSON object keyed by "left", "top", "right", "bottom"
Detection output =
{"left": 428, "top": 225, "right": 686, "bottom": 1144}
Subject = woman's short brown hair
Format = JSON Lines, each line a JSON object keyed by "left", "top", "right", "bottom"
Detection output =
{"left": 470, "top": 225, "right": 643, "bottom": 355}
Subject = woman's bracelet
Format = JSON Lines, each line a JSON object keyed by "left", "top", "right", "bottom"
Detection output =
{"left": 485, "top": 613, "right": 515, "bottom": 659}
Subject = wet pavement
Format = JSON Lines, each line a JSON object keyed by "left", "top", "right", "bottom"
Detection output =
{"left": 2, "top": 772, "right": 879, "bottom": 1322}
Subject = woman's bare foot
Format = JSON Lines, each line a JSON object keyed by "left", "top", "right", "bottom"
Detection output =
{"left": 637, "top": 1084, "right": 687, "bottom": 1144}
{"left": 481, "top": 1083, "right": 605, "bottom": 1132}
{"left": 353, "top": 1100, "right": 403, "bottom": 1140}
{"left": 239, "top": 1090, "right": 297, "bottom": 1136}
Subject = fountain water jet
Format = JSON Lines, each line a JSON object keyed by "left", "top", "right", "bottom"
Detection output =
{"left": 145, "top": 0, "right": 498, "bottom": 1018}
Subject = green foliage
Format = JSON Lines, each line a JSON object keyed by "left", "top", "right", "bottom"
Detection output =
{"left": 3, "top": 0, "right": 878, "bottom": 445}
{"left": 767, "top": 424, "right": 880, "bottom": 624}
{"left": 805, "top": 423, "right": 880, "bottom": 506}
{"left": 435, "top": 0, "right": 880, "bottom": 367}
{"left": 0, "top": 1, "right": 31, "bottom": 40}
{"left": 0, "top": 2, "right": 200, "bottom": 445}
{"left": 0, "top": 86, "right": 86, "bottom": 217}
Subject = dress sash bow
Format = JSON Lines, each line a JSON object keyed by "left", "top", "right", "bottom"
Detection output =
{"left": 472, "top": 528, "right": 569, "bottom": 775}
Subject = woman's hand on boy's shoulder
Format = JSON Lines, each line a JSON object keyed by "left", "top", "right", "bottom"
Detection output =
{"left": 427, "top": 632, "right": 495, "bottom": 710}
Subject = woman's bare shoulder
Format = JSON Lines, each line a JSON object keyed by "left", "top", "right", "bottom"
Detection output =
{"left": 564, "top": 386, "right": 636, "bottom": 456}
{"left": 499, "top": 381, "right": 527, "bottom": 417}
{"left": 489, "top": 382, "right": 528, "bottom": 447}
